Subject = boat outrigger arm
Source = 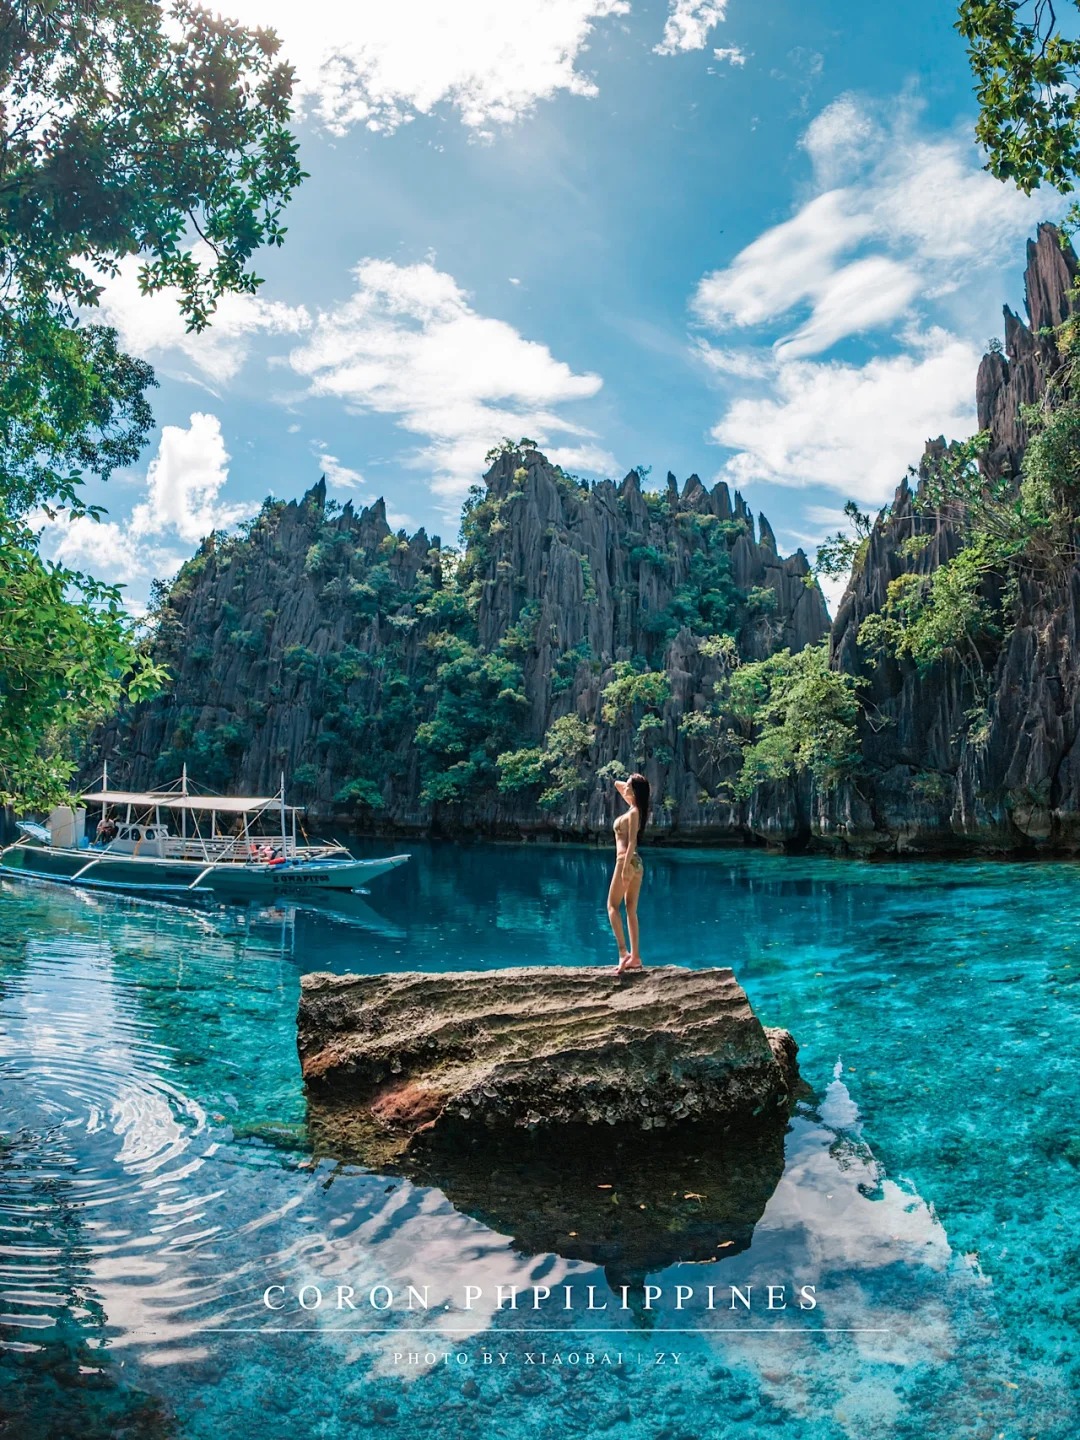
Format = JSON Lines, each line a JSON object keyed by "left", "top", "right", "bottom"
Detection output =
{"left": 69, "top": 843, "right": 117, "bottom": 883}
{"left": 0, "top": 769, "right": 410, "bottom": 902}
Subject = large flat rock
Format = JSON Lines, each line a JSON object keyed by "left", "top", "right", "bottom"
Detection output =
{"left": 297, "top": 965, "right": 798, "bottom": 1159}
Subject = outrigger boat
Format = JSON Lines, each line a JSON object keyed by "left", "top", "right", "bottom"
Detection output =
{"left": 0, "top": 767, "right": 409, "bottom": 903}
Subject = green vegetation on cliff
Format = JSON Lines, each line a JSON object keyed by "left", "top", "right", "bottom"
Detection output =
{"left": 679, "top": 639, "right": 861, "bottom": 801}
{"left": 849, "top": 296, "right": 1080, "bottom": 703}
{"left": 93, "top": 445, "right": 833, "bottom": 833}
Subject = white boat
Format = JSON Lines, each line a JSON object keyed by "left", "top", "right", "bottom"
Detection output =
{"left": 0, "top": 769, "right": 409, "bottom": 902}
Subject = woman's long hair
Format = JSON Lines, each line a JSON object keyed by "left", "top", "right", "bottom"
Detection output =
{"left": 627, "top": 772, "right": 650, "bottom": 839}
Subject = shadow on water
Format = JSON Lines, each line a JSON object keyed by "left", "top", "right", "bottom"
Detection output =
{"left": 306, "top": 1108, "right": 789, "bottom": 1292}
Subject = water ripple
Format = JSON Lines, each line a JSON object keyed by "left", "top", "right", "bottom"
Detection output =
{"left": 0, "top": 930, "right": 219, "bottom": 1349}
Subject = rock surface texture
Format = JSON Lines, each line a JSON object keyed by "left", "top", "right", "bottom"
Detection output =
{"left": 88, "top": 454, "right": 829, "bottom": 842}
{"left": 297, "top": 966, "right": 799, "bottom": 1158}
{"left": 88, "top": 224, "right": 1080, "bottom": 853}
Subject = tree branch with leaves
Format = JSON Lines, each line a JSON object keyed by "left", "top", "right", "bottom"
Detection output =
{"left": 959, "top": 0, "right": 1080, "bottom": 226}
{"left": 0, "top": 1, "right": 304, "bottom": 809}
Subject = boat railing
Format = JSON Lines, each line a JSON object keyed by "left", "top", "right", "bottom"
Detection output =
{"left": 153, "top": 838, "right": 347, "bottom": 863}
{"left": 158, "top": 837, "right": 300, "bottom": 862}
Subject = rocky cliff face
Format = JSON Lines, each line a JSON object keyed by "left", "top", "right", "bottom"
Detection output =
{"left": 92, "top": 225, "right": 1080, "bottom": 854}
{"left": 977, "top": 222, "right": 1076, "bottom": 481}
{"left": 818, "top": 223, "right": 1080, "bottom": 853}
{"left": 90, "top": 456, "right": 829, "bottom": 839}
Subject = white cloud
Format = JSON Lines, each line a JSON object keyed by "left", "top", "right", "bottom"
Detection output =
{"left": 217, "top": 0, "right": 629, "bottom": 136}
{"left": 867, "top": 138, "right": 1046, "bottom": 266}
{"left": 654, "top": 0, "right": 728, "bottom": 55}
{"left": 712, "top": 330, "right": 981, "bottom": 507}
{"left": 693, "top": 340, "right": 773, "bottom": 378}
{"left": 42, "top": 414, "right": 252, "bottom": 595}
{"left": 801, "top": 97, "right": 1045, "bottom": 265}
{"left": 288, "top": 258, "right": 612, "bottom": 498}
{"left": 46, "top": 513, "right": 183, "bottom": 588}
{"left": 779, "top": 255, "right": 921, "bottom": 358}
{"left": 691, "top": 92, "right": 1063, "bottom": 528}
{"left": 800, "top": 94, "right": 882, "bottom": 187}
{"left": 131, "top": 414, "right": 248, "bottom": 543}
{"left": 692, "top": 94, "right": 1054, "bottom": 357}
{"left": 96, "top": 255, "right": 309, "bottom": 385}
{"left": 712, "top": 46, "right": 746, "bottom": 66}
{"left": 692, "top": 190, "right": 875, "bottom": 333}
{"left": 317, "top": 452, "right": 366, "bottom": 489}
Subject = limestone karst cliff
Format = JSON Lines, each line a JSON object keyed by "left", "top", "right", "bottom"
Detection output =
{"left": 90, "top": 225, "right": 1080, "bottom": 853}
{"left": 89, "top": 456, "right": 829, "bottom": 840}
{"left": 818, "top": 223, "right": 1080, "bottom": 852}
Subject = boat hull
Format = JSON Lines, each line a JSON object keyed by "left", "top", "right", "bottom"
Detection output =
{"left": 0, "top": 842, "right": 409, "bottom": 900}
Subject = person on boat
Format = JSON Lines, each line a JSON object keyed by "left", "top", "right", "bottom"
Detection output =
{"left": 95, "top": 814, "right": 118, "bottom": 845}
{"left": 608, "top": 772, "right": 650, "bottom": 974}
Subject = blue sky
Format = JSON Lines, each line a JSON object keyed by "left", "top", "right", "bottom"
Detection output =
{"left": 47, "top": 0, "right": 1061, "bottom": 613}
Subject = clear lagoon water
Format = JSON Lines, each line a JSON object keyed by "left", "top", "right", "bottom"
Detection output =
{"left": 1, "top": 840, "right": 1077, "bottom": 1439}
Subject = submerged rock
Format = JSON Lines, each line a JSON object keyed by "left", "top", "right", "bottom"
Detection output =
{"left": 297, "top": 965, "right": 798, "bottom": 1161}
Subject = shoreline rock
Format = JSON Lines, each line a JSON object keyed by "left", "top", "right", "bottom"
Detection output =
{"left": 297, "top": 965, "right": 799, "bottom": 1161}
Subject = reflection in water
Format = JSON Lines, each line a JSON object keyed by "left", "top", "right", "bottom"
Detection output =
{"left": 169, "top": 888, "right": 408, "bottom": 944}
{"left": 1, "top": 845, "right": 1079, "bottom": 1439}
{"left": 0, "top": 1123, "right": 177, "bottom": 1440}
{"left": 401, "top": 1123, "right": 788, "bottom": 1289}
{"left": 306, "top": 1100, "right": 789, "bottom": 1287}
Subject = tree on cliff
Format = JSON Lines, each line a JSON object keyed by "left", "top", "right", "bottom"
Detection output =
{"left": 811, "top": 7, "right": 1080, "bottom": 654}
{"left": 0, "top": 1, "right": 303, "bottom": 808}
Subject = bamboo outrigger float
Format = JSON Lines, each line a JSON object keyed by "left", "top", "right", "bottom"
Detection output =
{"left": 0, "top": 766, "right": 409, "bottom": 902}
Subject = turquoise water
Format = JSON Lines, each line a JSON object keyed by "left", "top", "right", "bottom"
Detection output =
{"left": 1, "top": 841, "right": 1077, "bottom": 1439}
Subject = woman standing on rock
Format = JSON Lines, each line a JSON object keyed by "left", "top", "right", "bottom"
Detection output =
{"left": 609, "top": 772, "right": 650, "bottom": 973}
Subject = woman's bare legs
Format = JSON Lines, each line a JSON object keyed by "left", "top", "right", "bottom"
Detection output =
{"left": 607, "top": 866, "right": 630, "bottom": 964}
{"left": 619, "top": 864, "right": 645, "bottom": 971}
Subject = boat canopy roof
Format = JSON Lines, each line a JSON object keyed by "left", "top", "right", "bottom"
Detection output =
{"left": 77, "top": 789, "right": 157, "bottom": 806}
{"left": 80, "top": 789, "right": 303, "bottom": 814}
